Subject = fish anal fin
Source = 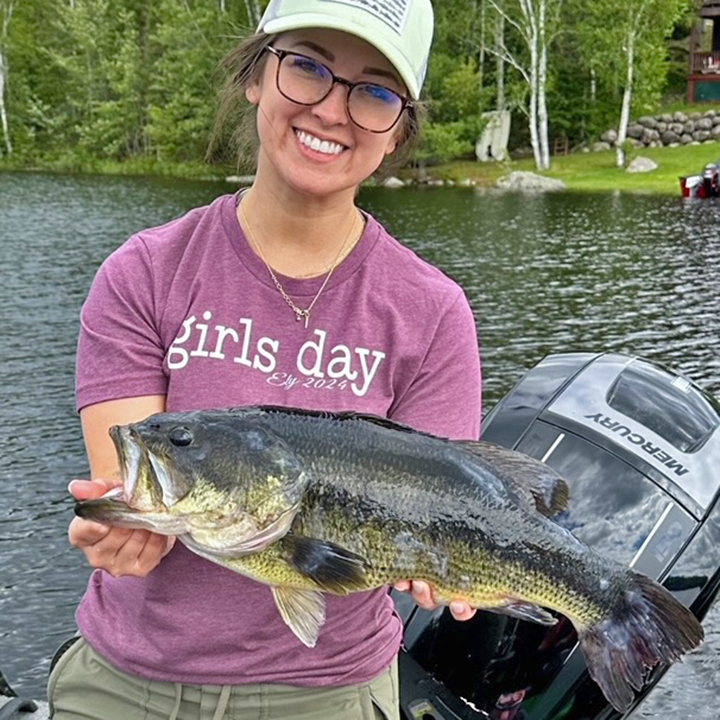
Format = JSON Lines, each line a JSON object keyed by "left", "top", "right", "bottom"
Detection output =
{"left": 454, "top": 440, "right": 570, "bottom": 517}
{"left": 280, "top": 535, "right": 369, "bottom": 594}
{"left": 271, "top": 586, "right": 326, "bottom": 648}
{"left": 486, "top": 600, "right": 558, "bottom": 626}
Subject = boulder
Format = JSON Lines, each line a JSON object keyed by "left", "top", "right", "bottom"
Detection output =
{"left": 673, "top": 111, "right": 688, "bottom": 123}
{"left": 689, "top": 112, "right": 702, "bottom": 121}
{"left": 704, "top": 110, "right": 717, "bottom": 118}
{"left": 495, "top": 171, "right": 566, "bottom": 192}
{"left": 601, "top": 129, "right": 618, "bottom": 144}
{"left": 662, "top": 130, "right": 681, "bottom": 144}
{"left": 660, "top": 114, "right": 674, "bottom": 123}
{"left": 681, "top": 134, "right": 694, "bottom": 145}
{"left": 656, "top": 122, "right": 668, "bottom": 133}
{"left": 684, "top": 120, "right": 696, "bottom": 134}
{"left": 591, "top": 141, "right": 612, "bottom": 152}
{"left": 382, "top": 176, "right": 405, "bottom": 188}
{"left": 697, "top": 118, "right": 713, "bottom": 131}
{"left": 694, "top": 130, "right": 712, "bottom": 143}
{"left": 637, "top": 116, "right": 657, "bottom": 128}
{"left": 713, "top": 116, "right": 720, "bottom": 126}
{"left": 626, "top": 156, "right": 658, "bottom": 173}
{"left": 670, "top": 123, "right": 685, "bottom": 135}
{"left": 626, "top": 124, "right": 644, "bottom": 139}
{"left": 712, "top": 124, "right": 720, "bottom": 138}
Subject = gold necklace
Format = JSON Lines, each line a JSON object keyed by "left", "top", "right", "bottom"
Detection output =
{"left": 239, "top": 202, "right": 361, "bottom": 329}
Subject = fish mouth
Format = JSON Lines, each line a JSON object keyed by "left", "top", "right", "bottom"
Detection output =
{"left": 74, "top": 425, "right": 183, "bottom": 533}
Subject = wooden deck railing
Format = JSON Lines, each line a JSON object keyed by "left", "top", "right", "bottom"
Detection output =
{"left": 691, "top": 51, "right": 720, "bottom": 75}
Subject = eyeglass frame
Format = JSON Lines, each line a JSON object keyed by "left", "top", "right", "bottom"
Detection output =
{"left": 263, "top": 45, "right": 412, "bottom": 134}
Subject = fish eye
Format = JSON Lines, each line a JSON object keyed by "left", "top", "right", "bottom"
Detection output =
{"left": 169, "top": 426, "right": 193, "bottom": 447}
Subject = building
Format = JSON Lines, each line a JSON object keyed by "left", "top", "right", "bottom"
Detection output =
{"left": 688, "top": 0, "right": 720, "bottom": 102}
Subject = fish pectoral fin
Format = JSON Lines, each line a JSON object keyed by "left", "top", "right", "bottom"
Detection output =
{"left": 486, "top": 601, "right": 558, "bottom": 626}
{"left": 454, "top": 440, "right": 570, "bottom": 517}
{"left": 280, "top": 535, "right": 369, "bottom": 594}
{"left": 271, "top": 586, "right": 326, "bottom": 648}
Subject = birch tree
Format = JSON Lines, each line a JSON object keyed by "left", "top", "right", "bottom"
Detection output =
{"left": 487, "top": 0, "right": 563, "bottom": 170}
{"left": 244, "top": 0, "right": 261, "bottom": 27}
{"left": 572, "top": 0, "right": 685, "bottom": 167}
{"left": 0, "top": 0, "right": 13, "bottom": 156}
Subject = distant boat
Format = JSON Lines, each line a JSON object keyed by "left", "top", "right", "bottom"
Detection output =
{"left": 680, "top": 160, "right": 720, "bottom": 197}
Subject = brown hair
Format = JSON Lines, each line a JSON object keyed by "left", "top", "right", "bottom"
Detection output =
{"left": 208, "top": 31, "right": 424, "bottom": 178}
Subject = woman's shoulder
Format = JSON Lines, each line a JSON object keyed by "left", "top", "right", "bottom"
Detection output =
{"left": 365, "top": 213, "right": 466, "bottom": 306}
{"left": 104, "top": 193, "right": 237, "bottom": 270}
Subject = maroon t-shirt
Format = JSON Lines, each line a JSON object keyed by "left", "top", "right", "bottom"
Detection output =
{"left": 75, "top": 192, "right": 482, "bottom": 686}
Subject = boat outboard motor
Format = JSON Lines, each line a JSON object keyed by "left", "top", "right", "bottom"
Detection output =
{"left": 396, "top": 353, "right": 720, "bottom": 720}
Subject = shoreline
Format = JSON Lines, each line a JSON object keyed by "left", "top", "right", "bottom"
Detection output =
{"left": 0, "top": 141, "right": 712, "bottom": 195}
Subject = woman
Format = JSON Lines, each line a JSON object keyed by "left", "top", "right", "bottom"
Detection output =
{"left": 52, "top": 1, "right": 482, "bottom": 718}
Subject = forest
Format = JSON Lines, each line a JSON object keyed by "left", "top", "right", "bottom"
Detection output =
{"left": 0, "top": 0, "right": 699, "bottom": 174}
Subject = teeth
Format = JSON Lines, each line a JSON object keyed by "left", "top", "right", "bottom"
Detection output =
{"left": 297, "top": 130, "right": 344, "bottom": 156}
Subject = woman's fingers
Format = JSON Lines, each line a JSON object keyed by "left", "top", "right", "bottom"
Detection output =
{"left": 68, "top": 477, "right": 120, "bottom": 500}
{"left": 393, "top": 580, "right": 477, "bottom": 620}
{"left": 449, "top": 600, "right": 477, "bottom": 621}
{"left": 68, "top": 479, "right": 174, "bottom": 578}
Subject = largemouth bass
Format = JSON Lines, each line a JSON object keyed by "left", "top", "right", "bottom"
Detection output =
{"left": 75, "top": 406, "right": 703, "bottom": 712}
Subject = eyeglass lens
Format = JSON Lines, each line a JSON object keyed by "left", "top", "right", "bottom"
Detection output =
{"left": 277, "top": 52, "right": 404, "bottom": 132}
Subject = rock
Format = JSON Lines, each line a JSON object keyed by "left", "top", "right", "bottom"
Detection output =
{"left": 695, "top": 130, "right": 711, "bottom": 142}
{"left": 626, "top": 156, "right": 658, "bottom": 173}
{"left": 460, "top": 178, "right": 476, "bottom": 187}
{"left": 382, "top": 176, "right": 405, "bottom": 188}
{"left": 704, "top": 110, "right": 717, "bottom": 118}
{"left": 495, "top": 171, "right": 566, "bottom": 192}
{"left": 713, "top": 125, "right": 720, "bottom": 138}
{"left": 713, "top": 116, "right": 720, "bottom": 126}
{"left": 681, "top": 134, "right": 694, "bottom": 145}
{"left": 637, "top": 116, "right": 657, "bottom": 128}
{"left": 627, "top": 124, "right": 644, "bottom": 139}
{"left": 662, "top": 130, "right": 681, "bottom": 145}
{"left": 697, "top": 118, "right": 713, "bottom": 131}
{"left": 648, "top": 140, "right": 662, "bottom": 148}
{"left": 670, "top": 123, "right": 685, "bottom": 135}
{"left": 656, "top": 122, "right": 668, "bottom": 133}
{"left": 660, "top": 113, "right": 674, "bottom": 123}
{"left": 684, "top": 120, "right": 696, "bottom": 134}
{"left": 601, "top": 129, "right": 618, "bottom": 144}
{"left": 627, "top": 138, "right": 644, "bottom": 148}
{"left": 689, "top": 112, "right": 702, "bottom": 121}
{"left": 673, "top": 111, "right": 688, "bottom": 123}
{"left": 225, "top": 174, "right": 256, "bottom": 184}
{"left": 591, "top": 141, "right": 612, "bottom": 152}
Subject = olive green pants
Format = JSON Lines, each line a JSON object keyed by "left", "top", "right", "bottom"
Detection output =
{"left": 48, "top": 638, "right": 399, "bottom": 720}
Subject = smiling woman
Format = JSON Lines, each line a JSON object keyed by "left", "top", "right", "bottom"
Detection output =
{"left": 53, "top": 1, "right": 483, "bottom": 719}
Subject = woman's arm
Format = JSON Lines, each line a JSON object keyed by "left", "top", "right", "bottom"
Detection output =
{"left": 68, "top": 395, "right": 172, "bottom": 578}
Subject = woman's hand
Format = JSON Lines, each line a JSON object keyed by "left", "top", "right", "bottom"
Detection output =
{"left": 393, "top": 580, "right": 476, "bottom": 621}
{"left": 68, "top": 478, "right": 175, "bottom": 578}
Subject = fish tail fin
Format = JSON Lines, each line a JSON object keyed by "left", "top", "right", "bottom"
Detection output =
{"left": 578, "top": 572, "right": 703, "bottom": 712}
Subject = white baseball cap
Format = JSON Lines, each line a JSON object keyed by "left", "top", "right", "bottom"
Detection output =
{"left": 257, "top": 0, "right": 434, "bottom": 100}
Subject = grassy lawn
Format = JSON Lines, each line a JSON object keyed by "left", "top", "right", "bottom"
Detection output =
{"left": 423, "top": 141, "right": 714, "bottom": 195}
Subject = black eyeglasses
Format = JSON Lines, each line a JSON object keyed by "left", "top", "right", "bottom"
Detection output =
{"left": 265, "top": 46, "right": 411, "bottom": 133}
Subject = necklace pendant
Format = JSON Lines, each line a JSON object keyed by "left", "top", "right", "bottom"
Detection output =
{"left": 304, "top": 313, "right": 310, "bottom": 330}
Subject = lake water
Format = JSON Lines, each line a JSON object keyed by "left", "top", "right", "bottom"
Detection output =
{"left": 1, "top": 172, "right": 719, "bottom": 716}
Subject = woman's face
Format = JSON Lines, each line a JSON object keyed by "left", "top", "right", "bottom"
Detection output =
{"left": 246, "top": 28, "right": 406, "bottom": 200}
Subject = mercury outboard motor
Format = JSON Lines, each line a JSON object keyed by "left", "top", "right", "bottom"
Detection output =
{"left": 396, "top": 353, "right": 720, "bottom": 720}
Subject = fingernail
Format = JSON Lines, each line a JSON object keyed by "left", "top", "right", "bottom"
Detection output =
{"left": 414, "top": 581, "right": 428, "bottom": 593}
{"left": 67, "top": 480, "right": 79, "bottom": 495}
{"left": 450, "top": 601, "right": 465, "bottom": 614}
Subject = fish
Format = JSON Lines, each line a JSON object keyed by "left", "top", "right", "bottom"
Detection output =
{"left": 74, "top": 405, "right": 704, "bottom": 712}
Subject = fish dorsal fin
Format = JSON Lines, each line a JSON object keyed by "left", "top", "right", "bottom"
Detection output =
{"left": 280, "top": 535, "right": 369, "bottom": 594}
{"left": 453, "top": 440, "right": 569, "bottom": 517}
{"left": 486, "top": 600, "right": 558, "bottom": 626}
{"left": 271, "top": 586, "right": 326, "bottom": 648}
